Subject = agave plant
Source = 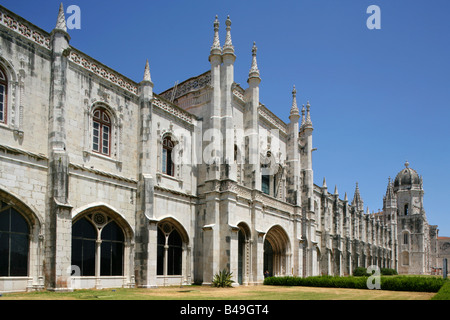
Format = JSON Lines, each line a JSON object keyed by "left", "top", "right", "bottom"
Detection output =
{"left": 212, "top": 269, "right": 235, "bottom": 288}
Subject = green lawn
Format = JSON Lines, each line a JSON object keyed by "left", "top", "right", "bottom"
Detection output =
{"left": 0, "top": 285, "right": 438, "bottom": 300}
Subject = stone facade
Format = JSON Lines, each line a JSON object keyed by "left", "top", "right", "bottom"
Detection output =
{"left": 0, "top": 5, "right": 446, "bottom": 292}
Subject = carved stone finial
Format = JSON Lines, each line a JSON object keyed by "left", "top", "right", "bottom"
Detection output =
{"left": 290, "top": 85, "right": 300, "bottom": 118}
{"left": 302, "top": 101, "right": 313, "bottom": 130}
{"left": 210, "top": 15, "right": 222, "bottom": 56}
{"left": 143, "top": 59, "right": 152, "bottom": 82}
{"left": 248, "top": 42, "right": 260, "bottom": 80}
{"left": 223, "top": 15, "right": 234, "bottom": 55}
{"left": 55, "top": 3, "right": 67, "bottom": 32}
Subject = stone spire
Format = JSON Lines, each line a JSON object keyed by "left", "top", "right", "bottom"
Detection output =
{"left": 302, "top": 101, "right": 313, "bottom": 130}
{"left": 352, "top": 182, "right": 364, "bottom": 211}
{"left": 222, "top": 16, "right": 234, "bottom": 55}
{"left": 322, "top": 177, "right": 327, "bottom": 189}
{"left": 248, "top": 42, "right": 260, "bottom": 80}
{"left": 290, "top": 86, "right": 300, "bottom": 118}
{"left": 301, "top": 104, "right": 306, "bottom": 126}
{"left": 55, "top": 3, "right": 67, "bottom": 32}
{"left": 143, "top": 59, "right": 152, "bottom": 82}
{"left": 385, "top": 177, "right": 394, "bottom": 200}
{"left": 334, "top": 185, "right": 339, "bottom": 195}
{"left": 210, "top": 15, "right": 222, "bottom": 56}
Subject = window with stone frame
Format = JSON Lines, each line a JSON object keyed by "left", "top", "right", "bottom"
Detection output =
{"left": 403, "top": 232, "right": 409, "bottom": 245}
{"left": 162, "top": 136, "right": 175, "bottom": 176}
{"left": 0, "top": 66, "right": 7, "bottom": 124}
{"left": 157, "top": 223, "right": 182, "bottom": 276}
{"left": 72, "top": 215, "right": 124, "bottom": 277}
{"left": 92, "top": 107, "right": 112, "bottom": 156}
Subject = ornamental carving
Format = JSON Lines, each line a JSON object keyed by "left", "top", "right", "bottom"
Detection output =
{"left": 0, "top": 10, "right": 50, "bottom": 49}
{"left": 68, "top": 50, "right": 138, "bottom": 95}
{"left": 160, "top": 72, "right": 211, "bottom": 102}
{"left": 152, "top": 96, "right": 193, "bottom": 124}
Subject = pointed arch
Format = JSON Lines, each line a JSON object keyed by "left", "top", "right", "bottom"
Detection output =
{"left": 264, "top": 225, "right": 291, "bottom": 277}
{"left": 157, "top": 217, "right": 189, "bottom": 278}
{"left": 71, "top": 203, "right": 133, "bottom": 282}
{"left": 71, "top": 202, "right": 133, "bottom": 240}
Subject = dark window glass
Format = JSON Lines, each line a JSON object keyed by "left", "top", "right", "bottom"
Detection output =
{"left": 157, "top": 228, "right": 165, "bottom": 275}
{"left": 71, "top": 218, "right": 97, "bottom": 276}
{"left": 0, "top": 204, "right": 29, "bottom": 277}
{"left": 168, "top": 230, "right": 182, "bottom": 276}
{"left": 100, "top": 221, "right": 124, "bottom": 276}
{"left": 162, "top": 137, "right": 174, "bottom": 176}
{"left": 157, "top": 227, "right": 183, "bottom": 276}
{"left": 262, "top": 175, "right": 270, "bottom": 195}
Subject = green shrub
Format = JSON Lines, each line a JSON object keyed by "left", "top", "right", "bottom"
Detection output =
{"left": 264, "top": 275, "right": 446, "bottom": 293}
{"left": 380, "top": 268, "right": 398, "bottom": 276}
{"left": 211, "top": 269, "right": 234, "bottom": 288}
{"left": 353, "top": 267, "right": 368, "bottom": 277}
{"left": 431, "top": 279, "right": 450, "bottom": 300}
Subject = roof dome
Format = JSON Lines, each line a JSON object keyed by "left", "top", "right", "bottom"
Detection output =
{"left": 394, "top": 161, "right": 421, "bottom": 188}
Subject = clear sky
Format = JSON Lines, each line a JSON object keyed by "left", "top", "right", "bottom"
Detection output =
{"left": 2, "top": 0, "right": 450, "bottom": 236}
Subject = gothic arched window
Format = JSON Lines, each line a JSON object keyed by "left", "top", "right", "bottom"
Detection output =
{"left": 92, "top": 108, "right": 112, "bottom": 156}
{"left": 157, "top": 223, "right": 183, "bottom": 276}
{"left": 162, "top": 136, "right": 174, "bottom": 176}
{"left": 72, "top": 215, "right": 125, "bottom": 277}
{"left": 0, "top": 66, "right": 8, "bottom": 124}
{"left": 0, "top": 201, "right": 29, "bottom": 277}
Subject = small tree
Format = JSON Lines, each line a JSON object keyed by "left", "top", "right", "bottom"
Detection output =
{"left": 212, "top": 269, "right": 234, "bottom": 288}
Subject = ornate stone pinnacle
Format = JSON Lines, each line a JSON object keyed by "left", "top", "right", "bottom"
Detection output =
{"left": 290, "top": 85, "right": 299, "bottom": 118}
{"left": 143, "top": 59, "right": 152, "bottom": 82}
{"left": 301, "top": 104, "right": 306, "bottom": 126}
{"left": 248, "top": 42, "right": 260, "bottom": 79}
{"left": 223, "top": 15, "right": 234, "bottom": 54}
{"left": 303, "top": 101, "right": 313, "bottom": 129}
{"left": 405, "top": 160, "right": 409, "bottom": 168}
{"left": 210, "top": 15, "right": 222, "bottom": 55}
{"left": 55, "top": 3, "right": 67, "bottom": 32}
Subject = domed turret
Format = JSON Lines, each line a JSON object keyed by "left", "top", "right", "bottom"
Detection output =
{"left": 393, "top": 161, "right": 421, "bottom": 190}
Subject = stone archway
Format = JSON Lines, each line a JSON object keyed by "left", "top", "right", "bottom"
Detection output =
{"left": 264, "top": 225, "right": 291, "bottom": 277}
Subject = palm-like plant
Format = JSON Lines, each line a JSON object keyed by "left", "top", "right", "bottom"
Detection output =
{"left": 212, "top": 269, "right": 234, "bottom": 288}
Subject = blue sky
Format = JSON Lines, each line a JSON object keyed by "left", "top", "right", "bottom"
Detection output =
{"left": 2, "top": 0, "right": 450, "bottom": 236}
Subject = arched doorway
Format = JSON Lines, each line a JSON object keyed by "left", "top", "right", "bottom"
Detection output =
{"left": 237, "top": 223, "right": 251, "bottom": 285}
{"left": 263, "top": 225, "right": 291, "bottom": 277}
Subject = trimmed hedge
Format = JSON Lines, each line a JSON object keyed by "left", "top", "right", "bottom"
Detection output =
{"left": 264, "top": 275, "right": 446, "bottom": 293}
{"left": 431, "top": 279, "right": 450, "bottom": 300}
